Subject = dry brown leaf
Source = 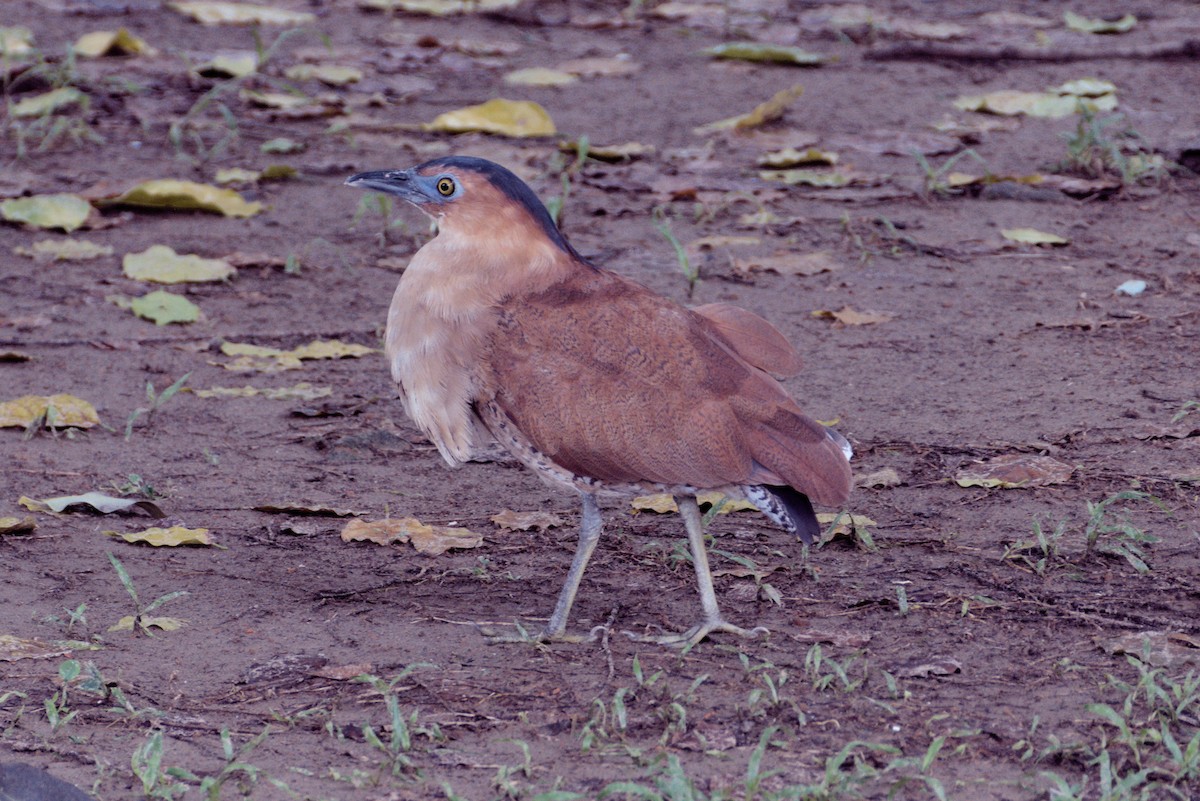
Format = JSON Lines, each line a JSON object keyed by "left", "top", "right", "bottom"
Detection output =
{"left": 0, "top": 516, "right": 36, "bottom": 535}
{"left": 340, "top": 518, "right": 482, "bottom": 555}
{"left": 695, "top": 84, "right": 804, "bottom": 135}
{"left": 256, "top": 503, "right": 362, "bottom": 517}
{"left": 556, "top": 56, "right": 640, "bottom": 77}
{"left": 895, "top": 656, "right": 962, "bottom": 678}
{"left": 311, "top": 663, "right": 374, "bottom": 680}
{"left": 812, "top": 306, "right": 895, "bottom": 326}
{"left": 955, "top": 453, "right": 1074, "bottom": 489}
{"left": 490, "top": 509, "right": 565, "bottom": 531}
{"left": 855, "top": 467, "right": 902, "bottom": 488}
{"left": 1101, "top": 631, "right": 1200, "bottom": 669}
{"left": 0, "top": 635, "right": 69, "bottom": 662}
{"left": 735, "top": 251, "right": 841, "bottom": 277}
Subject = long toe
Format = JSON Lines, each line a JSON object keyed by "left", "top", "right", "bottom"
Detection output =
{"left": 623, "top": 618, "right": 769, "bottom": 649}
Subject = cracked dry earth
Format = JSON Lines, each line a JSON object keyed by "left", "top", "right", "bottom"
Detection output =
{"left": 2, "top": 1, "right": 1199, "bottom": 800}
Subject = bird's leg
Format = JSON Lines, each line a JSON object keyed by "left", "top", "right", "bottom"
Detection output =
{"left": 627, "top": 495, "right": 767, "bottom": 648}
{"left": 487, "top": 492, "right": 604, "bottom": 644}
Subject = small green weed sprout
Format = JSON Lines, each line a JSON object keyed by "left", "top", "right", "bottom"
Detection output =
{"left": 355, "top": 665, "right": 440, "bottom": 776}
{"left": 125, "top": 373, "right": 190, "bottom": 441}
{"left": 1058, "top": 106, "right": 1170, "bottom": 185}
{"left": 107, "top": 552, "right": 189, "bottom": 635}
{"left": 1005, "top": 491, "right": 1164, "bottom": 575}
{"left": 652, "top": 207, "right": 699, "bottom": 299}
{"left": 913, "top": 148, "right": 990, "bottom": 197}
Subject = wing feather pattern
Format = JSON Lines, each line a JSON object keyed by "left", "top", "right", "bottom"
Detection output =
{"left": 483, "top": 269, "right": 851, "bottom": 505}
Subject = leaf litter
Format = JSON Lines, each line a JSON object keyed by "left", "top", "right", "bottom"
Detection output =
{"left": 340, "top": 518, "right": 483, "bottom": 556}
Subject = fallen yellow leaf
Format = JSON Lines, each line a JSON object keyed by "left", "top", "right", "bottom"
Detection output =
{"left": 0, "top": 394, "right": 99, "bottom": 429}
{"left": 1, "top": 194, "right": 92, "bottom": 233}
{"left": 426, "top": 98, "right": 555, "bottom": 138}
{"left": 107, "top": 526, "right": 213, "bottom": 546}
{"left": 168, "top": 1, "right": 315, "bottom": 25}
{"left": 123, "top": 245, "right": 235, "bottom": 283}
{"left": 107, "top": 179, "right": 261, "bottom": 218}
{"left": 74, "top": 28, "right": 156, "bottom": 57}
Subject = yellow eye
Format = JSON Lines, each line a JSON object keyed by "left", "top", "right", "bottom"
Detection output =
{"left": 436, "top": 177, "right": 455, "bottom": 196}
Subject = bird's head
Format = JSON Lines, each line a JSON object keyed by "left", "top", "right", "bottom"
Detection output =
{"left": 346, "top": 156, "right": 578, "bottom": 260}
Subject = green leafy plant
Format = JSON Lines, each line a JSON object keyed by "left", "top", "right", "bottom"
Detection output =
{"left": 167, "top": 26, "right": 315, "bottom": 164}
{"left": 1005, "top": 491, "right": 1164, "bottom": 576}
{"left": 107, "top": 552, "right": 188, "bottom": 636}
{"left": 1058, "top": 107, "right": 1169, "bottom": 185}
{"left": 546, "top": 135, "right": 589, "bottom": 226}
{"left": 652, "top": 207, "right": 698, "bottom": 299}
{"left": 913, "top": 148, "right": 990, "bottom": 197}
{"left": 168, "top": 726, "right": 285, "bottom": 800}
{"left": 355, "top": 665, "right": 440, "bottom": 776}
{"left": 804, "top": 644, "right": 867, "bottom": 693}
{"left": 2, "top": 46, "right": 103, "bottom": 156}
{"left": 125, "top": 373, "right": 190, "bottom": 441}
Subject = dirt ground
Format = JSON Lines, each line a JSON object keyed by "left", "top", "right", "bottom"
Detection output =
{"left": 2, "top": 1, "right": 1199, "bottom": 799}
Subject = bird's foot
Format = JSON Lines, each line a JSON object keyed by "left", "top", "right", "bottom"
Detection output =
{"left": 478, "top": 621, "right": 600, "bottom": 645}
{"left": 622, "top": 618, "right": 768, "bottom": 649}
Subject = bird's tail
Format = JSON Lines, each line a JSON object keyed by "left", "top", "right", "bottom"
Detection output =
{"left": 743, "top": 484, "right": 821, "bottom": 545}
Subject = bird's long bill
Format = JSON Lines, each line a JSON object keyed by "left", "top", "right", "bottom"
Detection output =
{"left": 344, "top": 169, "right": 427, "bottom": 203}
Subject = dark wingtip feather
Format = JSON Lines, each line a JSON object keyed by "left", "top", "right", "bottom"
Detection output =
{"left": 766, "top": 485, "right": 821, "bottom": 545}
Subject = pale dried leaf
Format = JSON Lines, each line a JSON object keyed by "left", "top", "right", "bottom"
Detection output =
{"left": 759, "top": 168, "right": 852, "bottom": 187}
{"left": 409, "top": 525, "right": 482, "bottom": 556}
{"left": 735, "top": 251, "right": 841, "bottom": 277}
{"left": 257, "top": 503, "right": 363, "bottom": 517}
{"left": 812, "top": 306, "right": 894, "bottom": 325}
{"left": 704, "top": 42, "right": 828, "bottom": 66}
{"left": 124, "top": 245, "right": 234, "bottom": 284}
{"left": 21, "top": 492, "right": 163, "bottom": 517}
{"left": 200, "top": 52, "right": 257, "bottom": 78}
{"left": 631, "top": 492, "right": 756, "bottom": 515}
{"left": 955, "top": 453, "right": 1074, "bottom": 488}
{"left": 0, "top": 394, "right": 99, "bottom": 429}
{"left": 0, "top": 635, "right": 68, "bottom": 661}
{"left": 168, "top": 1, "right": 315, "bottom": 25}
{"left": 895, "top": 656, "right": 962, "bottom": 678}
{"left": 758, "top": 147, "right": 838, "bottom": 168}
{"left": 1102, "top": 631, "right": 1200, "bottom": 668}
{"left": 14, "top": 238, "right": 113, "bottom": 262}
{"left": 695, "top": 84, "right": 804, "bottom": 135}
{"left": 109, "top": 615, "right": 185, "bottom": 632}
{"left": 108, "top": 526, "right": 213, "bottom": 547}
{"left": 503, "top": 67, "right": 577, "bottom": 87}
{"left": 106, "top": 179, "right": 261, "bottom": 218}
{"left": 1, "top": 194, "right": 92, "bottom": 232}
{"left": 0, "top": 26, "right": 35, "bottom": 57}
{"left": 289, "top": 339, "right": 376, "bottom": 360}
{"left": 312, "top": 663, "right": 374, "bottom": 680}
{"left": 1001, "top": 227, "right": 1069, "bottom": 246}
{"left": 357, "top": 0, "right": 521, "bottom": 15}
{"left": 74, "top": 28, "right": 156, "bottom": 57}
{"left": 193, "top": 383, "right": 331, "bottom": 400}
{"left": 856, "top": 467, "right": 902, "bottom": 488}
{"left": 425, "top": 99, "right": 555, "bottom": 137}
{"left": 285, "top": 64, "right": 363, "bottom": 86}
{"left": 11, "top": 88, "right": 87, "bottom": 118}
{"left": 1064, "top": 10, "right": 1136, "bottom": 34}
{"left": 0, "top": 516, "right": 36, "bottom": 535}
{"left": 131, "top": 290, "right": 201, "bottom": 325}
{"left": 490, "top": 509, "right": 565, "bottom": 531}
{"left": 556, "top": 56, "right": 640, "bottom": 77}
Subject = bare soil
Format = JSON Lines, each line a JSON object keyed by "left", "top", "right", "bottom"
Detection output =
{"left": 2, "top": 1, "right": 1199, "bottom": 799}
